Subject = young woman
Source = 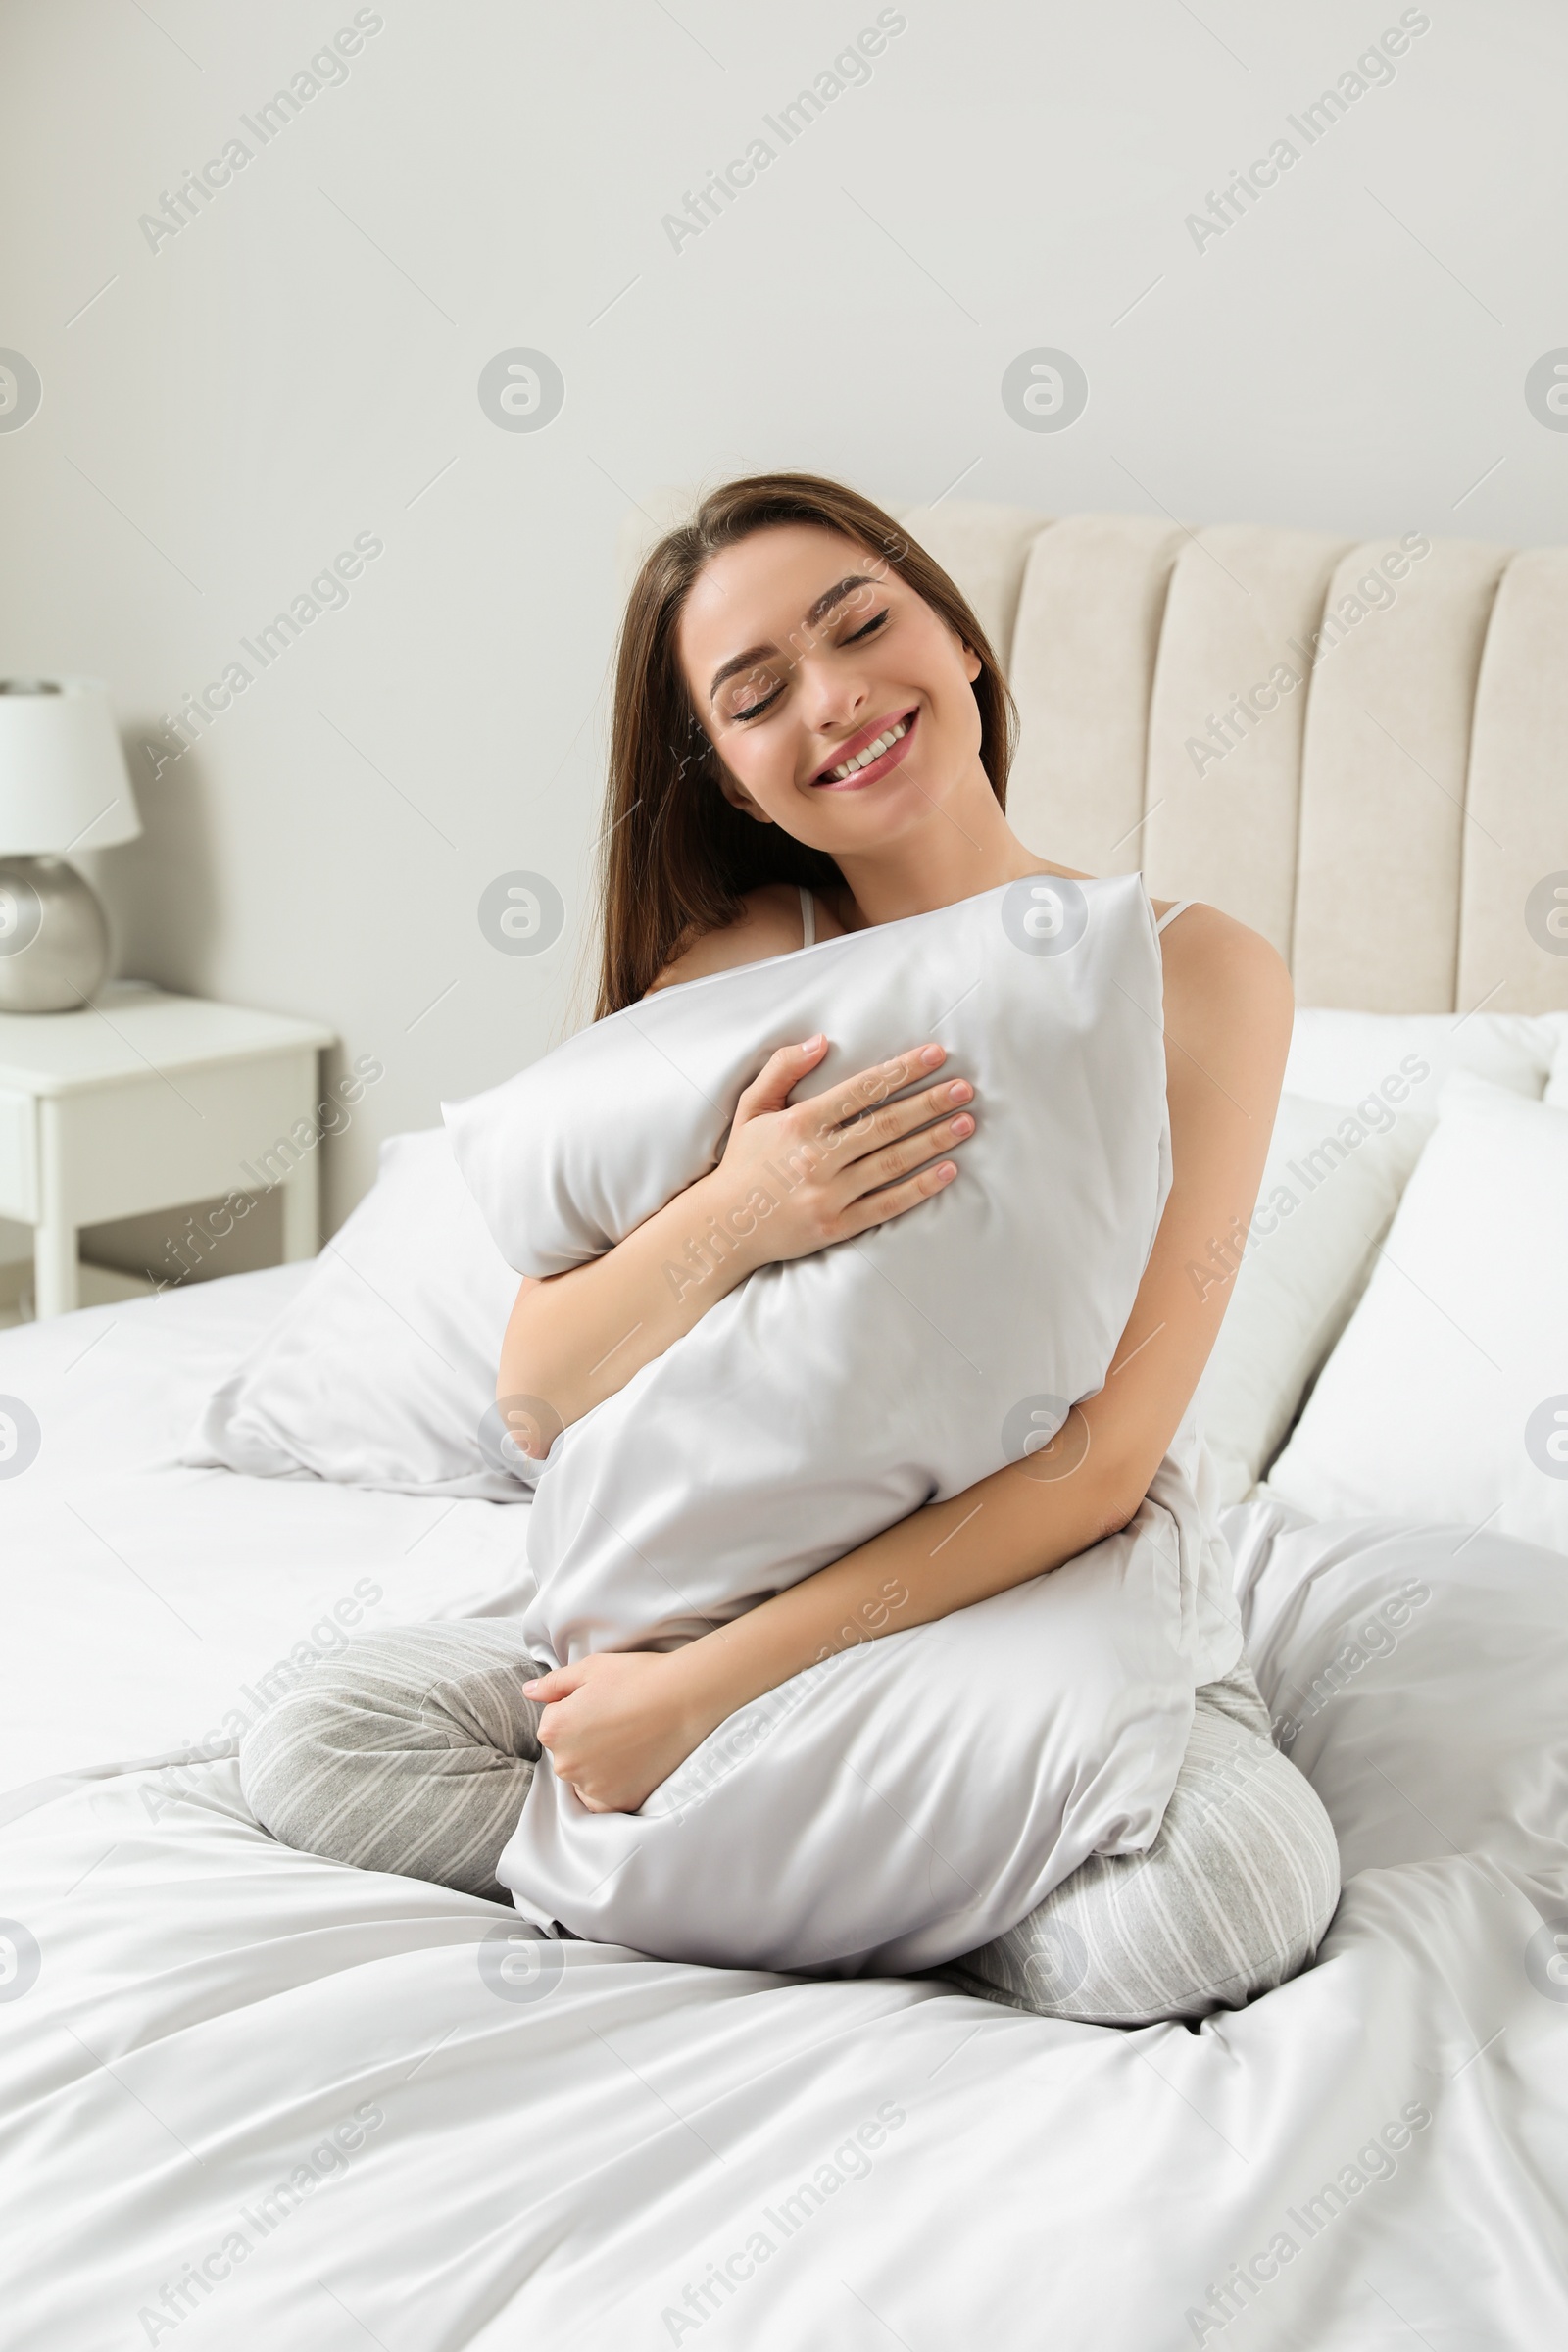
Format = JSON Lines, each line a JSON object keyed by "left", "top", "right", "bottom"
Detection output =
{"left": 243, "top": 473, "right": 1339, "bottom": 2024}
{"left": 494, "top": 472, "right": 1339, "bottom": 2017}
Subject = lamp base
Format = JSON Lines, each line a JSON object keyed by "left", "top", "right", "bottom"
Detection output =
{"left": 0, "top": 856, "right": 111, "bottom": 1012}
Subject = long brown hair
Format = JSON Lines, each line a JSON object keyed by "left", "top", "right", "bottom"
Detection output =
{"left": 594, "top": 472, "right": 1017, "bottom": 1017}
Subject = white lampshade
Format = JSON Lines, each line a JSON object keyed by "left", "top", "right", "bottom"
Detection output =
{"left": 0, "top": 676, "right": 141, "bottom": 855}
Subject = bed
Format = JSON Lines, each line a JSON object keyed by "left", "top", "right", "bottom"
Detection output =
{"left": 3, "top": 502, "right": 1567, "bottom": 2349}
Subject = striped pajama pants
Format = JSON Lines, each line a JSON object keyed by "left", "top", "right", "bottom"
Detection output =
{"left": 943, "top": 1659, "right": 1342, "bottom": 2024}
{"left": 238, "top": 1625, "right": 1340, "bottom": 2026}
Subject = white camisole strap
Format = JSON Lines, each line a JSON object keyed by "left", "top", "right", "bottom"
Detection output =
{"left": 799, "top": 883, "right": 1181, "bottom": 944}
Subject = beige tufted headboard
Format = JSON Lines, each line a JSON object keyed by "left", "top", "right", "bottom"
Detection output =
{"left": 616, "top": 496, "right": 1568, "bottom": 1013}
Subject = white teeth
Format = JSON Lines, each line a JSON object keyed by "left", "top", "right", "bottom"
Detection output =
{"left": 826, "top": 716, "right": 908, "bottom": 782}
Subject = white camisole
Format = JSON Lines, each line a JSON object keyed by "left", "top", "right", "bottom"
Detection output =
{"left": 801, "top": 887, "right": 1194, "bottom": 946}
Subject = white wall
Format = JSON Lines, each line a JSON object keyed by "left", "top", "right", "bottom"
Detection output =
{"left": 1, "top": 0, "right": 1564, "bottom": 1262}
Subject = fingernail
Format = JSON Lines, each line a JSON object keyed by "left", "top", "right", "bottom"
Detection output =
{"left": 950, "top": 1114, "right": 973, "bottom": 1136}
{"left": 947, "top": 1080, "right": 972, "bottom": 1103}
{"left": 937, "top": 1161, "right": 956, "bottom": 1180}
{"left": 803, "top": 1033, "right": 825, "bottom": 1050}
{"left": 919, "top": 1045, "right": 944, "bottom": 1067}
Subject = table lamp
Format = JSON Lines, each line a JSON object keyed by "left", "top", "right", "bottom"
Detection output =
{"left": 0, "top": 677, "right": 141, "bottom": 1012}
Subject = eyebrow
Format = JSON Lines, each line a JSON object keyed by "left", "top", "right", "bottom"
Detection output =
{"left": 707, "top": 574, "right": 878, "bottom": 702}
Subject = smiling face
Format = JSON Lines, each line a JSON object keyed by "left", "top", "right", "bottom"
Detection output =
{"left": 675, "top": 523, "right": 989, "bottom": 863}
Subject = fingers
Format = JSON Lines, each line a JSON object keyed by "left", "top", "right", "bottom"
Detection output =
{"left": 730, "top": 1042, "right": 978, "bottom": 1208}
{"left": 841, "top": 1154, "right": 960, "bottom": 1234}
{"left": 821, "top": 1043, "right": 947, "bottom": 1130}
{"left": 734, "top": 1034, "right": 829, "bottom": 1123}
{"left": 847, "top": 1105, "right": 975, "bottom": 1198}
{"left": 827, "top": 1069, "right": 975, "bottom": 1169}
{"left": 521, "top": 1664, "right": 580, "bottom": 1704}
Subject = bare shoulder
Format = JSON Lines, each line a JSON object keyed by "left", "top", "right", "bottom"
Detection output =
{"left": 644, "top": 882, "right": 808, "bottom": 996}
{"left": 1161, "top": 905, "right": 1294, "bottom": 1106}
{"left": 1048, "top": 861, "right": 1291, "bottom": 1064}
{"left": 1161, "top": 903, "right": 1293, "bottom": 1022}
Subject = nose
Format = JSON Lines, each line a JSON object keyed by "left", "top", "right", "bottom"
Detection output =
{"left": 798, "top": 649, "right": 868, "bottom": 739}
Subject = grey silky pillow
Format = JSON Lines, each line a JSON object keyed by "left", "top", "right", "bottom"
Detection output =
{"left": 188, "top": 1129, "right": 529, "bottom": 1500}
{"left": 444, "top": 872, "right": 1172, "bottom": 1661}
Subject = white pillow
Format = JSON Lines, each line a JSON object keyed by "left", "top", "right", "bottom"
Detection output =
{"left": 1199, "top": 1093, "right": 1409, "bottom": 1504}
{"left": 1284, "top": 1008, "right": 1553, "bottom": 1188}
{"left": 187, "top": 1130, "right": 529, "bottom": 1500}
{"left": 445, "top": 874, "right": 1173, "bottom": 1660}
{"left": 1265, "top": 1075, "right": 1568, "bottom": 1552}
{"left": 1193, "top": 1012, "right": 1553, "bottom": 1505}
{"left": 1543, "top": 1011, "right": 1568, "bottom": 1107}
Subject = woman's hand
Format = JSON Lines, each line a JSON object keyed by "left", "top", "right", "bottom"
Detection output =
{"left": 495, "top": 1041, "right": 976, "bottom": 1466}
{"left": 523, "top": 1651, "right": 718, "bottom": 1814}
{"left": 711, "top": 1037, "right": 976, "bottom": 1266}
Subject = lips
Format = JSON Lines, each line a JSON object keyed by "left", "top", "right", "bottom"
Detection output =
{"left": 810, "top": 707, "right": 918, "bottom": 790}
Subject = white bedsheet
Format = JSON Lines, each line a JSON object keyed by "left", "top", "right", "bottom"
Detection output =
{"left": 0, "top": 1273, "right": 536, "bottom": 1791}
{"left": 2, "top": 1274, "right": 1567, "bottom": 2346}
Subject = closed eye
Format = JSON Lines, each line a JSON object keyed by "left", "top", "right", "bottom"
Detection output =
{"left": 728, "top": 610, "right": 890, "bottom": 723}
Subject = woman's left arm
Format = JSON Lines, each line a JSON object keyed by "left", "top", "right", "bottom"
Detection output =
{"left": 529, "top": 909, "right": 1294, "bottom": 1811}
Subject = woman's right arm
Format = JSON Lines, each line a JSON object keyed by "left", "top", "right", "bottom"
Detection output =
{"left": 496, "top": 1034, "right": 977, "bottom": 1453}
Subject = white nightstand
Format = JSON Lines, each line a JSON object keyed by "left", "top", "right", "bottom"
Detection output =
{"left": 0, "top": 982, "right": 336, "bottom": 1316}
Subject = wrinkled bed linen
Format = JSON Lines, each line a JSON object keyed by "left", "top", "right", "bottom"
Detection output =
{"left": 3, "top": 1486, "right": 1564, "bottom": 2351}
